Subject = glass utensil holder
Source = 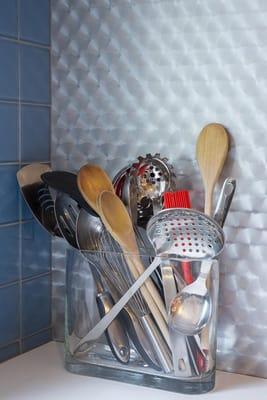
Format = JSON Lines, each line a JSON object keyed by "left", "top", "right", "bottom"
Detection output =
{"left": 65, "top": 248, "right": 219, "bottom": 394}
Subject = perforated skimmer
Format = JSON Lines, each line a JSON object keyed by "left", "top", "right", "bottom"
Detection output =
{"left": 146, "top": 208, "right": 224, "bottom": 260}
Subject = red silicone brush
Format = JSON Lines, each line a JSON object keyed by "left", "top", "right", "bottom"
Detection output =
{"left": 163, "top": 190, "right": 194, "bottom": 284}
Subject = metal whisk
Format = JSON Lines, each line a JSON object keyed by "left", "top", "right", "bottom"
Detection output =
{"left": 99, "top": 229, "right": 173, "bottom": 373}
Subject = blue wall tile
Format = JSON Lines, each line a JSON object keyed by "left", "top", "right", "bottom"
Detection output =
{"left": 21, "top": 191, "right": 33, "bottom": 221}
{"left": 0, "top": 39, "right": 18, "bottom": 100}
{"left": 20, "top": 45, "right": 50, "bottom": 103}
{"left": 0, "top": 165, "right": 19, "bottom": 224}
{"left": 22, "top": 220, "right": 51, "bottom": 279}
{"left": 0, "top": 103, "right": 18, "bottom": 162}
{"left": 0, "top": 225, "right": 19, "bottom": 285}
{"left": 0, "top": 0, "right": 51, "bottom": 360}
{"left": 22, "top": 329, "right": 51, "bottom": 353}
{"left": 0, "top": 0, "right": 18, "bottom": 38}
{"left": 21, "top": 105, "right": 50, "bottom": 162}
{"left": 20, "top": 0, "right": 50, "bottom": 45}
{"left": 0, "top": 284, "right": 19, "bottom": 346}
{"left": 0, "top": 342, "right": 20, "bottom": 363}
{"left": 22, "top": 275, "right": 51, "bottom": 336}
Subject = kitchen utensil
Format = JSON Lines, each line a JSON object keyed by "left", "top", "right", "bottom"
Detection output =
{"left": 196, "top": 123, "right": 229, "bottom": 362}
{"left": 163, "top": 190, "right": 193, "bottom": 284}
{"left": 55, "top": 194, "right": 130, "bottom": 364}
{"left": 77, "top": 164, "right": 115, "bottom": 213}
{"left": 162, "top": 190, "right": 204, "bottom": 375}
{"left": 116, "top": 166, "right": 163, "bottom": 296}
{"left": 169, "top": 260, "right": 217, "bottom": 335}
{"left": 77, "top": 165, "right": 169, "bottom": 327}
{"left": 41, "top": 170, "right": 98, "bottom": 217}
{"left": 76, "top": 208, "right": 161, "bottom": 370}
{"left": 54, "top": 193, "right": 79, "bottom": 248}
{"left": 135, "top": 153, "right": 175, "bottom": 214}
{"left": 96, "top": 190, "right": 170, "bottom": 344}
{"left": 75, "top": 208, "right": 224, "bottom": 357}
{"left": 196, "top": 123, "right": 229, "bottom": 216}
{"left": 214, "top": 177, "right": 236, "bottom": 227}
{"left": 17, "top": 163, "right": 60, "bottom": 236}
{"left": 148, "top": 208, "right": 224, "bottom": 375}
{"left": 99, "top": 230, "right": 172, "bottom": 372}
{"left": 127, "top": 156, "right": 176, "bottom": 313}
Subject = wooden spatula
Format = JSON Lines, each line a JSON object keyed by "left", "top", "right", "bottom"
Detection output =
{"left": 196, "top": 123, "right": 229, "bottom": 216}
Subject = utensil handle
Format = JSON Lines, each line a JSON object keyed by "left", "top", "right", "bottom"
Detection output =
{"left": 96, "top": 292, "right": 130, "bottom": 364}
{"left": 214, "top": 177, "right": 236, "bottom": 228}
{"left": 161, "top": 261, "right": 177, "bottom": 310}
{"left": 74, "top": 257, "right": 162, "bottom": 352}
{"left": 181, "top": 261, "right": 193, "bottom": 284}
{"left": 121, "top": 309, "right": 161, "bottom": 371}
{"left": 129, "top": 254, "right": 168, "bottom": 322}
{"left": 141, "top": 315, "right": 173, "bottom": 373}
{"left": 204, "top": 189, "right": 213, "bottom": 216}
{"left": 125, "top": 255, "right": 171, "bottom": 348}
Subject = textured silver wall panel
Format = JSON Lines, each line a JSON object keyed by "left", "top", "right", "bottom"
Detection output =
{"left": 51, "top": 0, "right": 267, "bottom": 377}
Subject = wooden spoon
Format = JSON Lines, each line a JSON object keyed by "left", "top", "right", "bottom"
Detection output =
{"left": 77, "top": 164, "right": 115, "bottom": 213}
{"left": 196, "top": 123, "right": 229, "bottom": 368}
{"left": 196, "top": 123, "right": 229, "bottom": 216}
{"left": 98, "top": 190, "right": 170, "bottom": 347}
{"left": 77, "top": 164, "right": 168, "bottom": 328}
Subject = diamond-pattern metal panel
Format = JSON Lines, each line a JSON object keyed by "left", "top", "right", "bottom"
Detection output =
{"left": 51, "top": 0, "right": 267, "bottom": 377}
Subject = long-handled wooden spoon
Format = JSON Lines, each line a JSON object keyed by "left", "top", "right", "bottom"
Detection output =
{"left": 196, "top": 123, "right": 229, "bottom": 216}
{"left": 77, "top": 165, "right": 169, "bottom": 331}
{"left": 97, "top": 190, "right": 171, "bottom": 351}
{"left": 196, "top": 123, "right": 229, "bottom": 369}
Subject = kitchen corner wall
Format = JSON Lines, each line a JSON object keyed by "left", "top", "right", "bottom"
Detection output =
{"left": 0, "top": 0, "right": 51, "bottom": 362}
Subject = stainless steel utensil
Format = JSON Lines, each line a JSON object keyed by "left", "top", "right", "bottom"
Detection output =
{"left": 214, "top": 177, "right": 236, "bottom": 228}
{"left": 146, "top": 208, "right": 224, "bottom": 338}
{"left": 55, "top": 194, "right": 130, "bottom": 364}
{"left": 169, "top": 260, "right": 217, "bottom": 335}
{"left": 135, "top": 153, "right": 175, "bottom": 214}
{"left": 54, "top": 193, "right": 79, "bottom": 248}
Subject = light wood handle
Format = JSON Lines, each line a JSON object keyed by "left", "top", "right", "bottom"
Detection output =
{"left": 124, "top": 254, "right": 171, "bottom": 348}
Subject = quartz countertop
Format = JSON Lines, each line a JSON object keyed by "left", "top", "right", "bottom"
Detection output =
{"left": 0, "top": 342, "right": 266, "bottom": 399}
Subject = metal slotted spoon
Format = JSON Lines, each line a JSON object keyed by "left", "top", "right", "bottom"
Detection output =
{"left": 146, "top": 208, "right": 224, "bottom": 375}
{"left": 146, "top": 208, "right": 224, "bottom": 261}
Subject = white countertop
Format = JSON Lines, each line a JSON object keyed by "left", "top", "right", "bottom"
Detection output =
{"left": 0, "top": 342, "right": 266, "bottom": 399}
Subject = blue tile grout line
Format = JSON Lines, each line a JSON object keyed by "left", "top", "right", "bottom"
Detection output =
{"left": 0, "top": 33, "right": 51, "bottom": 51}
{"left": 0, "top": 325, "right": 53, "bottom": 351}
{"left": 0, "top": 99, "right": 51, "bottom": 107}
{"left": 0, "top": 271, "right": 51, "bottom": 290}
{"left": 18, "top": 3, "right": 22, "bottom": 351}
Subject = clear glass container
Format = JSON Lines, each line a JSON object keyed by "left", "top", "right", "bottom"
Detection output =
{"left": 65, "top": 248, "right": 219, "bottom": 394}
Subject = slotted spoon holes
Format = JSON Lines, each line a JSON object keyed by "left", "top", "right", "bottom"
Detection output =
{"left": 150, "top": 216, "right": 223, "bottom": 259}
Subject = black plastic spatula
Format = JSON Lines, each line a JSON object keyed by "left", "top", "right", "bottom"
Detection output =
{"left": 41, "top": 170, "right": 98, "bottom": 217}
